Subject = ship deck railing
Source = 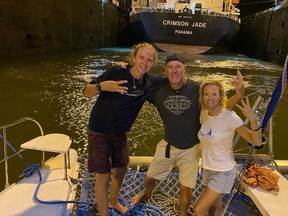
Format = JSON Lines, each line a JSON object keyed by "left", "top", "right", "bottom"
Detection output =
{"left": 131, "top": 6, "right": 240, "bottom": 23}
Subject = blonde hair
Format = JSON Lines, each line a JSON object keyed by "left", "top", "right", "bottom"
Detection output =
{"left": 129, "top": 42, "right": 158, "bottom": 65}
{"left": 199, "top": 80, "right": 227, "bottom": 110}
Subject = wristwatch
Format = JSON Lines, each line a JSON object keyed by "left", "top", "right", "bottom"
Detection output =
{"left": 95, "top": 83, "right": 101, "bottom": 92}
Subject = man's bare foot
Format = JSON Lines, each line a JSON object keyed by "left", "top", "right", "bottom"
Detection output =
{"left": 109, "top": 202, "right": 128, "bottom": 215}
{"left": 130, "top": 193, "right": 149, "bottom": 206}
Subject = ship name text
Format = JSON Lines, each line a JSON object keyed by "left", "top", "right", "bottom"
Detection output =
{"left": 191, "top": 22, "right": 206, "bottom": 28}
{"left": 163, "top": 20, "right": 207, "bottom": 28}
{"left": 163, "top": 20, "right": 189, "bottom": 26}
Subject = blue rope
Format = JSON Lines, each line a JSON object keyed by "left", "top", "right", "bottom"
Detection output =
{"left": 126, "top": 203, "right": 166, "bottom": 216}
{"left": 31, "top": 165, "right": 95, "bottom": 206}
{"left": 77, "top": 198, "right": 166, "bottom": 216}
{"left": 20, "top": 164, "right": 39, "bottom": 178}
{"left": 0, "top": 135, "right": 40, "bottom": 179}
{"left": 107, "top": 202, "right": 165, "bottom": 216}
{"left": 0, "top": 135, "right": 30, "bottom": 167}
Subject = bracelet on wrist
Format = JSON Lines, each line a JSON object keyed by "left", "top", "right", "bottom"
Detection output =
{"left": 95, "top": 83, "right": 102, "bottom": 92}
{"left": 251, "top": 126, "right": 261, "bottom": 131}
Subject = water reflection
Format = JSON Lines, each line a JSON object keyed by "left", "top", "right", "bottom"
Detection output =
{"left": 0, "top": 48, "right": 287, "bottom": 190}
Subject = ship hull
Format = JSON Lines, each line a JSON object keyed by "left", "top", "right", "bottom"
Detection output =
{"left": 129, "top": 12, "right": 240, "bottom": 53}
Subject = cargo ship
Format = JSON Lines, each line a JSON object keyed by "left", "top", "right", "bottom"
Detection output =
{"left": 128, "top": 0, "right": 241, "bottom": 53}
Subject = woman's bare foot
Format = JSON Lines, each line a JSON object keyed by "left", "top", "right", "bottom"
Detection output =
{"left": 109, "top": 202, "right": 128, "bottom": 215}
{"left": 130, "top": 193, "right": 149, "bottom": 206}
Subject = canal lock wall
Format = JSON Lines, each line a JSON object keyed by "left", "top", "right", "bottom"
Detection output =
{"left": 0, "top": 0, "right": 129, "bottom": 59}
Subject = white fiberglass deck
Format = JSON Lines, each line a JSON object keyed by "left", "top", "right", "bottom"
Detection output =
{"left": 242, "top": 170, "right": 288, "bottom": 216}
{"left": 0, "top": 149, "right": 79, "bottom": 216}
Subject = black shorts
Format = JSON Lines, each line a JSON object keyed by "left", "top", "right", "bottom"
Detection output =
{"left": 87, "top": 130, "right": 130, "bottom": 173}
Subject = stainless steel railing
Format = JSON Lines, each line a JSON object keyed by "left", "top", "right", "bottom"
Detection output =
{"left": 0, "top": 117, "right": 44, "bottom": 188}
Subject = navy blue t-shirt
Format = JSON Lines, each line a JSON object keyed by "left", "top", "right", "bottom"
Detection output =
{"left": 88, "top": 65, "right": 167, "bottom": 133}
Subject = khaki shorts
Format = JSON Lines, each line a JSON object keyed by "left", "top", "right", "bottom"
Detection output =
{"left": 147, "top": 139, "right": 200, "bottom": 189}
{"left": 202, "top": 168, "right": 236, "bottom": 194}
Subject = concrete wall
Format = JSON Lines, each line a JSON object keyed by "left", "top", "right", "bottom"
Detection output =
{"left": 0, "top": 0, "right": 129, "bottom": 59}
{"left": 265, "top": 5, "right": 288, "bottom": 64}
{"left": 232, "top": 3, "right": 288, "bottom": 65}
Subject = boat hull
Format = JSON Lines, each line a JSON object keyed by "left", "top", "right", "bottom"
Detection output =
{"left": 129, "top": 12, "right": 240, "bottom": 53}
